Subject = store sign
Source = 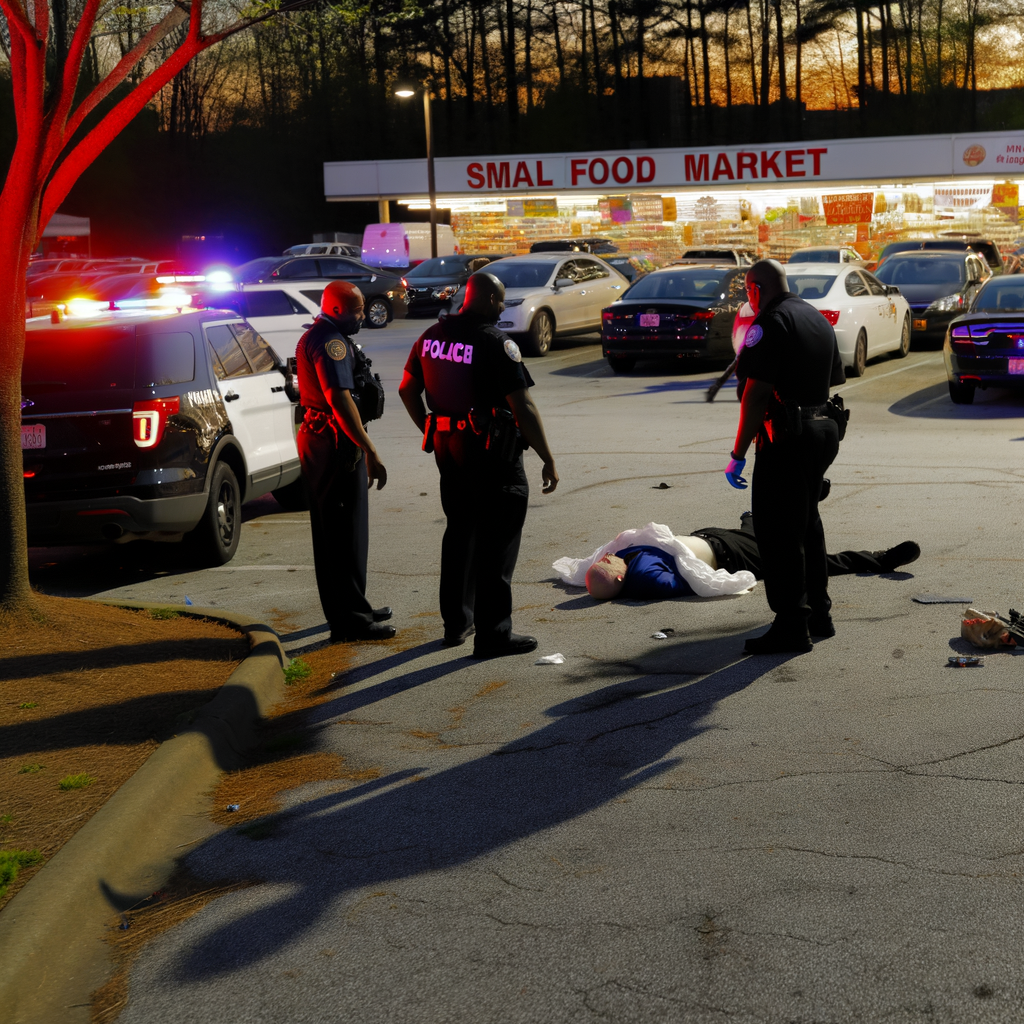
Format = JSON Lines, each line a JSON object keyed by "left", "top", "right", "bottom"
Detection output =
{"left": 324, "top": 131, "right": 1024, "bottom": 199}
{"left": 934, "top": 184, "right": 993, "bottom": 210}
{"left": 822, "top": 192, "right": 874, "bottom": 225}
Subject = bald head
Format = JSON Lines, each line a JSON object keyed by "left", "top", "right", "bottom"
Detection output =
{"left": 745, "top": 259, "right": 788, "bottom": 314}
{"left": 461, "top": 271, "right": 505, "bottom": 319}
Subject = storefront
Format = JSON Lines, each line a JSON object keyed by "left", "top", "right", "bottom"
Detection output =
{"left": 324, "top": 131, "right": 1024, "bottom": 262}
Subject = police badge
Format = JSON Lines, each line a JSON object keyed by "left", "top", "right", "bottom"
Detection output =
{"left": 326, "top": 339, "right": 348, "bottom": 361}
{"left": 744, "top": 325, "right": 763, "bottom": 347}
{"left": 503, "top": 339, "right": 522, "bottom": 363}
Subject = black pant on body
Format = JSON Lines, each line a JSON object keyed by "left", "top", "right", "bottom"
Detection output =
{"left": 696, "top": 522, "right": 889, "bottom": 579}
{"left": 297, "top": 427, "right": 374, "bottom": 634}
{"left": 434, "top": 432, "right": 529, "bottom": 646}
{"left": 750, "top": 419, "right": 840, "bottom": 632}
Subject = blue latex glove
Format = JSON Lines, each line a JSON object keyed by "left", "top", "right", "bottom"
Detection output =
{"left": 725, "top": 456, "right": 747, "bottom": 489}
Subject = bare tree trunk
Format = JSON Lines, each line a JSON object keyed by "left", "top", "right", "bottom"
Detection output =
{"left": 724, "top": 5, "right": 733, "bottom": 112}
{"left": 525, "top": 0, "right": 535, "bottom": 113}
{"left": 759, "top": 0, "right": 770, "bottom": 109}
{"left": 699, "top": 0, "right": 713, "bottom": 125}
{"left": 745, "top": 0, "right": 759, "bottom": 106}
{"left": 856, "top": 6, "right": 866, "bottom": 125}
{"left": 505, "top": 0, "right": 518, "bottom": 138}
{"left": 794, "top": 0, "right": 802, "bottom": 133}
{"left": 589, "top": 0, "right": 604, "bottom": 100}
{"left": 550, "top": 3, "right": 566, "bottom": 87}
{"left": 935, "top": 0, "right": 944, "bottom": 88}
{"left": 866, "top": 9, "right": 876, "bottom": 91}
{"left": 879, "top": 2, "right": 890, "bottom": 95}
{"left": 774, "top": 0, "right": 786, "bottom": 108}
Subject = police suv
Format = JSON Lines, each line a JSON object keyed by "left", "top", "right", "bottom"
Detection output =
{"left": 21, "top": 307, "right": 302, "bottom": 564}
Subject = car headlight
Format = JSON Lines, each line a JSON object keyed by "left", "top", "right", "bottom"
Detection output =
{"left": 432, "top": 284, "right": 460, "bottom": 300}
{"left": 503, "top": 298, "right": 524, "bottom": 307}
{"left": 925, "top": 293, "right": 965, "bottom": 313}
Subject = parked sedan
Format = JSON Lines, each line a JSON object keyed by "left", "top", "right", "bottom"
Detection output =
{"left": 601, "top": 264, "right": 748, "bottom": 373}
{"left": 788, "top": 246, "right": 864, "bottom": 264}
{"left": 232, "top": 255, "right": 408, "bottom": 327}
{"left": 873, "top": 251, "right": 989, "bottom": 347}
{"left": 784, "top": 264, "right": 911, "bottom": 376}
{"left": 404, "top": 254, "right": 506, "bottom": 317}
{"left": 944, "top": 276, "right": 1024, "bottom": 404}
{"left": 485, "top": 254, "right": 628, "bottom": 356}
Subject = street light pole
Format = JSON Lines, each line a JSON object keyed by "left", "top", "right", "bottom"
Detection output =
{"left": 423, "top": 90, "right": 437, "bottom": 259}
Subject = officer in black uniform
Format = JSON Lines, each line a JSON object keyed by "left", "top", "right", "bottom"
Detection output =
{"left": 295, "top": 280, "right": 396, "bottom": 643}
{"left": 724, "top": 259, "right": 846, "bottom": 655}
{"left": 398, "top": 272, "right": 559, "bottom": 659}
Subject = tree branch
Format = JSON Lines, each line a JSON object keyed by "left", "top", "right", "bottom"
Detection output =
{"left": 0, "top": 0, "right": 37, "bottom": 44}
{"left": 44, "top": 0, "right": 104, "bottom": 153}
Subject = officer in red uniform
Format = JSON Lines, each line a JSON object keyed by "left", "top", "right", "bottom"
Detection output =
{"left": 724, "top": 259, "right": 845, "bottom": 655}
{"left": 398, "top": 272, "right": 559, "bottom": 659}
{"left": 295, "top": 280, "right": 395, "bottom": 642}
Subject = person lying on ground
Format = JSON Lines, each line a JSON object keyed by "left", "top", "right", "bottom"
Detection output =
{"left": 556, "top": 514, "right": 920, "bottom": 601}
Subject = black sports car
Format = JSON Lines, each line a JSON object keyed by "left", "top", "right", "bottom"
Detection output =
{"left": 404, "top": 254, "right": 506, "bottom": 317}
{"left": 600, "top": 264, "right": 747, "bottom": 373}
{"left": 944, "top": 276, "right": 1024, "bottom": 404}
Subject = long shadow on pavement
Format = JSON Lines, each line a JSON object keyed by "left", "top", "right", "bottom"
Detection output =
{"left": 161, "top": 634, "right": 786, "bottom": 980}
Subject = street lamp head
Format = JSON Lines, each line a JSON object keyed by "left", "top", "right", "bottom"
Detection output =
{"left": 395, "top": 88, "right": 415, "bottom": 98}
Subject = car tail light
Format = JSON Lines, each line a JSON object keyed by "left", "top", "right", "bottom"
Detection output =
{"left": 602, "top": 311, "right": 615, "bottom": 321}
{"left": 820, "top": 310, "right": 841, "bottom": 326}
{"left": 950, "top": 325, "right": 971, "bottom": 339}
{"left": 132, "top": 397, "right": 180, "bottom": 448}
{"left": 692, "top": 310, "right": 715, "bottom": 320}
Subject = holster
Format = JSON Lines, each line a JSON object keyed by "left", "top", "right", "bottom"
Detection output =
{"left": 422, "top": 412, "right": 436, "bottom": 454}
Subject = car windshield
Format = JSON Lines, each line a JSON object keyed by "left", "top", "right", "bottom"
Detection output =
{"left": 623, "top": 268, "right": 729, "bottom": 300}
{"left": 485, "top": 261, "right": 554, "bottom": 288}
{"left": 234, "top": 258, "right": 281, "bottom": 283}
{"left": 973, "top": 280, "right": 1024, "bottom": 312}
{"left": 786, "top": 274, "right": 838, "bottom": 300}
{"left": 791, "top": 250, "right": 839, "bottom": 263}
{"left": 406, "top": 257, "right": 470, "bottom": 277}
{"left": 874, "top": 258, "right": 965, "bottom": 287}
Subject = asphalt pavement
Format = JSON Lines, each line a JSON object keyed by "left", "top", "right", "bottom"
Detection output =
{"left": 31, "top": 321, "right": 1024, "bottom": 1022}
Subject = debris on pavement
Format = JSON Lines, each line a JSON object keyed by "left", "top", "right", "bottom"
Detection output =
{"left": 651, "top": 632, "right": 668, "bottom": 639}
{"left": 535, "top": 653, "right": 566, "bottom": 665}
{"left": 225, "top": 804, "right": 240, "bottom": 812}
{"left": 961, "top": 608, "right": 1021, "bottom": 649}
{"left": 184, "top": 596, "right": 194, "bottom": 606}
{"left": 913, "top": 593, "right": 973, "bottom": 604}
{"left": 652, "top": 482, "right": 672, "bottom": 489}
{"left": 948, "top": 655, "right": 984, "bottom": 667}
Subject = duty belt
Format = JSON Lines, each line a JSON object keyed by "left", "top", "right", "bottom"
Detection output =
{"left": 434, "top": 416, "right": 470, "bottom": 432}
{"left": 800, "top": 403, "right": 829, "bottom": 419}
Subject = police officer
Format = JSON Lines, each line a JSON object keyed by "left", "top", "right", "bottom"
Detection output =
{"left": 398, "top": 272, "right": 558, "bottom": 659}
{"left": 724, "top": 259, "right": 845, "bottom": 655}
{"left": 295, "top": 280, "right": 396, "bottom": 642}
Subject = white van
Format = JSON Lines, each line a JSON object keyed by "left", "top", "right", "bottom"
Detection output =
{"left": 361, "top": 222, "right": 457, "bottom": 268}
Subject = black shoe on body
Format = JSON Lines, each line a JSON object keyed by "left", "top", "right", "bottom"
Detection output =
{"left": 875, "top": 541, "right": 921, "bottom": 574}
{"left": 744, "top": 625, "right": 812, "bottom": 655}
{"left": 807, "top": 615, "right": 836, "bottom": 639}
{"left": 331, "top": 622, "right": 397, "bottom": 643}
{"left": 472, "top": 633, "right": 538, "bottom": 660}
{"left": 372, "top": 607, "right": 393, "bottom": 622}
{"left": 442, "top": 625, "right": 476, "bottom": 647}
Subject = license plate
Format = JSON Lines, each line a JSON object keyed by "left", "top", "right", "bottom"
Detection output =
{"left": 912, "top": 319, "right": 927, "bottom": 330}
{"left": 639, "top": 313, "right": 660, "bottom": 327}
{"left": 1009, "top": 358, "right": 1024, "bottom": 374}
{"left": 21, "top": 424, "right": 45, "bottom": 450}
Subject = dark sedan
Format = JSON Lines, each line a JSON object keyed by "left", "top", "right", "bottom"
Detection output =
{"left": 944, "top": 277, "right": 1024, "bottom": 404}
{"left": 873, "top": 251, "right": 989, "bottom": 346}
{"left": 404, "top": 254, "right": 506, "bottom": 317}
{"left": 600, "top": 264, "right": 747, "bottom": 373}
{"left": 234, "top": 254, "right": 408, "bottom": 326}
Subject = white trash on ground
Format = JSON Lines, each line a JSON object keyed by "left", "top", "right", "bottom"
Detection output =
{"left": 535, "top": 653, "right": 566, "bottom": 665}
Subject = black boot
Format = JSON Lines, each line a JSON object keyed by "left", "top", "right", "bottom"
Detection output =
{"left": 875, "top": 541, "right": 921, "bottom": 573}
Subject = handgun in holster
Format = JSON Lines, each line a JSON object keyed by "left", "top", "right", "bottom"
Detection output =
{"left": 485, "top": 407, "right": 520, "bottom": 461}
{"left": 422, "top": 412, "right": 436, "bottom": 453}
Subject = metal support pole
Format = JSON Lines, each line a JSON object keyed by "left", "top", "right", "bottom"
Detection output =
{"left": 378, "top": 199, "right": 390, "bottom": 223}
{"left": 424, "top": 91, "right": 437, "bottom": 259}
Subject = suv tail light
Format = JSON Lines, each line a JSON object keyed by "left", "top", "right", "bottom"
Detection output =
{"left": 132, "top": 397, "right": 180, "bottom": 448}
{"left": 820, "top": 310, "right": 841, "bottom": 326}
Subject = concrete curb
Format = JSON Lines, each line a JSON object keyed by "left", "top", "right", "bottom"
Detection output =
{"left": 0, "top": 602, "right": 287, "bottom": 1024}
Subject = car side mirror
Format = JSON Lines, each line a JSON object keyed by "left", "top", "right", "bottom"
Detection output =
{"left": 885, "top": 285, "right": 901, "bottom": 296}
{"left": 554, "top": 277, "right": 574, "bottom": 290}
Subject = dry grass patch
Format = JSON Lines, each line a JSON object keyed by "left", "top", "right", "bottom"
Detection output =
{"left": 0, "top": 593, "right": 248, "bottom": 910}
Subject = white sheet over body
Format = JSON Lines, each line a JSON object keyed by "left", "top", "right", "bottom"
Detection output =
{"left": 552, "top": 522, "right": 757, "bottom": 597}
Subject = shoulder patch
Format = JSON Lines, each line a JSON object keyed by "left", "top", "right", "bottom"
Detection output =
{"left": 326, "top": 338, "right": 347, "bottom": 361}
{"left": 744, "top": 324, "right": 764, "bottom": 347}
{"left": 503, "top": 339, "right": 522, "bottom": 363}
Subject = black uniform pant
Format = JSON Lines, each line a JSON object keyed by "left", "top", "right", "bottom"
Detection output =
{"left": 297, "top": 427, "right": 373, "bottom": 634}
{"left": 750, "top": 419, "right": 840, "bottom": 632}
{"left": 695, "top": 521, "right": 889, "bottom": 578}
{"left": 435, "top": 432, "right": 529, "bottom": 646}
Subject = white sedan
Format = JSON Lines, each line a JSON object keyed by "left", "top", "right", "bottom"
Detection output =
{"left": 484, "top": 253, "right": 628, "bottom": 356}
{"left": 784, "top": 263, "right": 912, "bottom": 376}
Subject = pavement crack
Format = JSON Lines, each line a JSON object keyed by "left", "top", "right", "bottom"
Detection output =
{"left": 764, "top": 844, "right": 1010, "bottom": 879}
{"left": 901, "top": 733, "right": 1024, "bottom": 768}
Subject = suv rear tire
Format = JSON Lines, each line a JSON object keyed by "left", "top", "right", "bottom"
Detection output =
{"left": 608, "top": 356, "right": 636, "bottom": 373}
{"left": 188, "top": 461, "right": 241, "bottom": 565}
{"left": 948, "top": 380, "right": 976, "bottom": 405}
{"left": 365, "top": 296, "right": 391, "bottom": 328}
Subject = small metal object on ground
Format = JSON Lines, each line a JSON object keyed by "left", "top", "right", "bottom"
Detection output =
{"left": 913, "top": 594, "right": 974, "bottom": 604}
{"left": 948, "top": 655, "right": 983, "bottom": 668}
{"left": 226, "top": 803, "right": 240, "bottom": 812}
